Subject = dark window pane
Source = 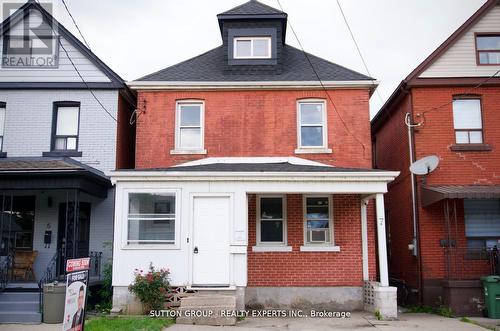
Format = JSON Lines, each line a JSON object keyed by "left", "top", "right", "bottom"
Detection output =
{"left": 306, "top": 197, "right": 329, "bottom": 219}
{"left": 128, "top": 193, "right": 175, "bottom": 215}
{"left": 260, "top": 220, "right": 283, "bottom": 242}
{"left": 260, "top": 197, "right": 283, "bottom": 219}
{"left": 307, "top": 220, "right": 329, "bottom": 229}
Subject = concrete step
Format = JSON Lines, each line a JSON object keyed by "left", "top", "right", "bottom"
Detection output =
{"left": 0, "top": 292, "right": 39, "bottom": 302}
{"left": 0, "top": 300, "right": 39, "bottom": 312}
{"left": 176, "top": 295, "right": 236, "bottom": 326}
{"left": 0, "top": 311, "right": 42, "bottom": 324}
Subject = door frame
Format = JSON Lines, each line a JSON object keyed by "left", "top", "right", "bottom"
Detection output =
{"left": 188, "top": 193, "right": 234, "bottom": 288}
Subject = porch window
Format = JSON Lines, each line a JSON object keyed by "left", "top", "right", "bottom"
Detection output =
{"left": 303, "top": 196, "right": 332, "bottom": 245}
{"left": 257, "top": 196, "right": 286, "bottom": 245}
{"left": 465, "top": 199, "right": 500, "bottom": 249}
{"left": 127, "top": 193, "right": 176, "bottom": 245}
{"left": 0, "top": 103, "right": 5, "bottom": 151}
{"left": 297, "top": 100, "right": 327, "bottom": 148}
{"left": 452, "top": 98, "right": 483, "bottom": 144}
{"left": 0, "top": 195, "right": 35, "bottom": 253}
{"left": 175, "top": 101, "right": 204, "bottom": 150}
{"left": 52, "top": 102, "right": 80, "bottom": 151}
{"left": 476, "top": 34, "right": 500, "bottom": 65}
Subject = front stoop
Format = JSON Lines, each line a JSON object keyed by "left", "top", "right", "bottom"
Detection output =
{"left": 364, "top": 281, "right": 398, "bottom": 319}
{"left": 0, "top": 292, "right": 42, "bottom": 324}
{"left": 176, "top": 295, "right": 237, "bottom": 326}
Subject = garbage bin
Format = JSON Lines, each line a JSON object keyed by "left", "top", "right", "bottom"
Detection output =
{"left": 43, "top": 282, "right": 66, "bottom": 323}
{"left": 481, "top": 276, "right": 500, "bottom": 318}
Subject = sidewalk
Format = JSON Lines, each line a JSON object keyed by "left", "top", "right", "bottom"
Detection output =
{"left": 0, "top": 313, "right": 488, "bottom": 331}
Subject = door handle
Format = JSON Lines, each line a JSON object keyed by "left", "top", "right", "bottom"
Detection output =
{"left": 194, "top": 246, "right": 198, "bottom": 254}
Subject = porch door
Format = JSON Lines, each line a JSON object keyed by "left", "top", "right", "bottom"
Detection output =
{"left": 192, "top": 196, "right": 230, "bottom": 287}
{"left": 57, "top": 202, "right": 91, "bottom": 275}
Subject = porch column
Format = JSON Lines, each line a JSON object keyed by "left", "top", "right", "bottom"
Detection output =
{"left": 360, "top": 199, "right": 369, "bottom": 281}
{"left": 375, "top": 193, "right": 389, "bottom": 287}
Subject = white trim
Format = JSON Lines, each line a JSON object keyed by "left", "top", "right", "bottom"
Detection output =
{"left": 252, "top": 246, "right": 293, "bottom": 252}
{"left": 127, "top": 80, "right": 380, "bottom": 90}
{"left": 121, "top": 188, "right": 181, "bottom": 250}
{"left": 361, "top": 199, "right": 369, "bottom": 281}
{"left": 297, "top": 99, "right": 328, "bottom": 150}
{"left": 173, "top": 156, "right": 332, "bottom": 168}
{"left": 295, "top": 148, "right": 332, "bottom": 154}
{"left": 302, "top": 195, "right": 334, "bottom": 246}
{"left": 376, "top": 193, "right": 389, "bottom": 287}
{"left": 256, "top": 195, "right": 287, "bottom": 246}
{"left": 175, "top": 100, "right": 205, "bottom": 151}
{"left": 170, "top": 149, "right": 207, "bottom": 155}
{"left": 233, "top": 36, "right": 272, "bottom": 59}
{"left": 299, "top": 245, "right": 340, "bottom": 252}
{"left": 186, "top": 286, "right": 236, "bottom": 291}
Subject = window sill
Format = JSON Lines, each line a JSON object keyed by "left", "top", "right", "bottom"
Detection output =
{"left": 300, "top": 245, "right": 340, "bottom": 252}
{"left": 450, "top": 144, "right": 492, "bottom": 152}
{"left": 43, "top": 151, "right": 83, "bottom": 157}
{"left": 122, "top": 244, "right": 180, "bottom": 250}
{"left": 170, "top": 149, "right": 207, "bottom": 155}
{"left": 295, "top": 148, "right": 332, "bottom": 154}
{"left": 252, "top": 246, "right": 293, "bottom": 252}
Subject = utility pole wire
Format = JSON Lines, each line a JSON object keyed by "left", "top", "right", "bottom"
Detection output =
{"left": 60, "top": 0, "right": 91, "bottom": 50}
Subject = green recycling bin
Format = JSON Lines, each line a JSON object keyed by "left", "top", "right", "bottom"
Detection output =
{"left": 481, "top": 276, "right": 500, "bottom": 318}
{"left": 43, "top": 282, "right": 66, "bottom": 323}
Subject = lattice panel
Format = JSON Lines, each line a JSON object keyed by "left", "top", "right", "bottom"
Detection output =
{"left": 363, "top": 281, "right": 375, "bottom": 306}
{"left": 165, "top": 286, "right": 198, "bottom": 308}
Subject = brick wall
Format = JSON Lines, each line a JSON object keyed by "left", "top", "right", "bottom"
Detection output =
{"left": 247, "top": 194, "right": 377, "bottom": 287}
{"left": 135, "top": 89, "right": 372, "bottom": 169}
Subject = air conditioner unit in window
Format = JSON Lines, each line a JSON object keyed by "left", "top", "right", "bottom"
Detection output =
{"left": 309, "top": 228, "right": 329, "bottom": 243}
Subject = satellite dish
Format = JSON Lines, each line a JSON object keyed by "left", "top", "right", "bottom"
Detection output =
{"left": 410, "top": 155, "right": 439, "bottom": 175}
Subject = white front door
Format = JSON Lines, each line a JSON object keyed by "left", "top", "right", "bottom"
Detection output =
{"left": 192, "top": 196, "right": 231, "bottom": 286}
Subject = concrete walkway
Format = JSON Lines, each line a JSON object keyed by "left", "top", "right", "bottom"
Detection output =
{"left": 0, "top": 313, "right": 488, "bottom": 331}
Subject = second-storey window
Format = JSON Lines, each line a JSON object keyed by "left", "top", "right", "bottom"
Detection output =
{"left": 0, "top": 103, "right": 5, "bottom": 151}
{"left": 258, "top": 196, "right": 286, "bottom": 245}
{"left": 297, "top": 100, "right": 327, "bottom": 148}
{"left": 52, "top": 102, "right": 80, "bottom": 151}
{"left": 304, "top": 196, "right": 332, "bottom": 245}
{"left": 176, "top": 101, "right": 204, "bottom": 150}
{"left": 476, "top": 35, "right": 500, "bottom": 65}
{"left": 452, "top": 98, "right": 483, "bottom": 144}
{"left": 234, "top": 37, "right": 271, "bottom": 59}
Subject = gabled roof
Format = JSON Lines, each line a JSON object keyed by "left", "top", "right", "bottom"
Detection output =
{"left": 137, "top": 45, "right": 374, "bottom": 82}
{"left": 218, "top": 0, "right": 285, "bottom": 18}
{"left": 0, "top": 0, "right": 125, "bottom": 89}
{"left": 371, "top": 0, "right": 500, "bottom": 132}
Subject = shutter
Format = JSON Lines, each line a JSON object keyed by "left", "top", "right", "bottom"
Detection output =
{"left": 465, "top": 199, "right": 500, "bottom": 237}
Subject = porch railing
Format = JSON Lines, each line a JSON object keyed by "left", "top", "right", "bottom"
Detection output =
{"left": 443, "top": 246, "right": 499, "bottom": 280}
{"left": 0, "top": 251, "right": 13, "bottom": 292}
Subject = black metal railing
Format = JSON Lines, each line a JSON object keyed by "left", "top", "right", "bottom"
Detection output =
{"left": 89, "top": 251, "right": 103, "bottom": 280}
{"left": 0, "top": 252, "right": 13, "bottom": 292}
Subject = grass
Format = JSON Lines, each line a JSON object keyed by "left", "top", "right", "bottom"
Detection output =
{"left": 460, "top": 317, "right": 495, "bottom": 331}
{"left": 85, "top": 316, "right": 174, "bottom": 331}
{"left": 406, "top": 305, "right": 454, "bottom": 318}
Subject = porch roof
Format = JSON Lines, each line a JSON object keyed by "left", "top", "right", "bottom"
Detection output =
{"left": 0, "top": 157, "right": 112, "bottom": 198}
{"left": 421, "top": 185, "right": 500, "bottom": 207}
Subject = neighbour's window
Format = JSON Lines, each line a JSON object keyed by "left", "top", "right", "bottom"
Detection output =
{"left": 234, "top": 37, "right": 271, "bottom": 59}
{"left": 0, "top": 103, "right": 5, "bottom": 151}
{"left": 127, "top": 193, "right": 176, "bottom": 245}
{"left": 298, "top": 100, "right": 327, "bottom": 148}
{"left": 452, "top": 98, "right": 483, "bottom": 144}
{"left": 52, "top": 102, "right": 80, "bottom": 151}
{"left": 258, "top": 196, "right": 286, "bottom": 245}
{"left": 465, "top": 199, "right": 500, "bottom": 250}
{"left": 176, "top": 101, "right": 204, "bottom": 150}
{"left": 476, "top": 35, "right": 500, "bottom": 65}
{"left": 304, "top": 196, "right": 332, "bottom": 244}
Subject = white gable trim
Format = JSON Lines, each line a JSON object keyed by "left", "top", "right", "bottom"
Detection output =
{"left": 173, "top": 157, "right": 332, "bottom": 168}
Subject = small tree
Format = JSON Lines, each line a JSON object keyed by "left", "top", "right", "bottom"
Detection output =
{"left": 128, "top": 263, "right": 171, "bottom": 313}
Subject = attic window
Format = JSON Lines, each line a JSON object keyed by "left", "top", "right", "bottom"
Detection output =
{"left": 476, "top": 34, "right": 500, "bottom": 65}
{"left": 234, "top": 37, "right": 271, "bottom": 59}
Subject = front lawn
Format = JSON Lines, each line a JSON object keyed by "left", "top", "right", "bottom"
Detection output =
{"left": 85, "top": 316, "right": 174, "bottom": 331}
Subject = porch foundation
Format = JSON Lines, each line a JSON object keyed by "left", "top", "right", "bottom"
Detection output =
{"left": 245, "top": 286, "right": 363, "bottom": 311}
{"left": 363, "top": 281, "right": 397, "bottom": 319}
{"left": 112, "top": 286, "right": 143, "bottom": 315}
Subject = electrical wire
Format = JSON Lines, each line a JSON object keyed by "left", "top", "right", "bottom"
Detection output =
{"left": 276, "top": 0, "right": 369, "bottom": 157}
{"left": 60, "top": 0, "right": 91, "bottom": 50}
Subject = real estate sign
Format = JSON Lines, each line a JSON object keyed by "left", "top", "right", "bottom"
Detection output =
{"left": 62, "top": 258, "right": 90, "bottom": 331}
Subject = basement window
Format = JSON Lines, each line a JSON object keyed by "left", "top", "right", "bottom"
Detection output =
{"left": 234, "top": 37, "right": 271, "bottom": 59}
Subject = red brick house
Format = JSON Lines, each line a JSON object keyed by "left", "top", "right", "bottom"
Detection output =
{"left": 371, "top": 0, "right": 500, "bottom": 316}
{"left": 110, "top": 0, "right": 398, "bottom": 319}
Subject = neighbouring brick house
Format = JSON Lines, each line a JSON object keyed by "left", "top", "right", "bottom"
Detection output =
{"left": 0, "top": 1, "right": 135, "bottom": 323}
{"left": 110, "top": 0, "right": 399, "bottom": 319}
{"left": 371, "top": 0, "right": 500, "bottom": 316}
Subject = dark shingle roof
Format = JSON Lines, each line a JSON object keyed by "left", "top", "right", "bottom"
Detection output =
{"left": 218, "top": 0, "right": 284, "bottom": 16}
{"left": 130, "top": 162, "right": 380, "bottom": 173}
{"left": 139, "top": 45, "right": 373, "bottom": 82}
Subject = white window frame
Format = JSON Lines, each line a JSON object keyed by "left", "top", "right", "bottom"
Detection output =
{"left": 123, "top": 189, "right": 181, "bottom": 250}
{"left": 256, "top": 195, "right": 288, "bottom": 247}
{"left": 0, "top": 104, "right": 6, "bottom": 152}
{"left": 174, "top": 100, "right": 205, "bottom": 152}
{"left": 452, "top": 98, "right": 484, "bottom": 145}
{"left": 233, "top": 36, "right": 272, "bottom": 59}
{"left": 302, "top": 195, "right": 334, "bottom": 247}
{"left": 296, "top": 99, "right": 329, "bottom": 150}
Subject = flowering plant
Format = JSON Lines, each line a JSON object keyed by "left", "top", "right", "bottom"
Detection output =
{"left": 128, "top": 263, "right": 171, "bottom": 313}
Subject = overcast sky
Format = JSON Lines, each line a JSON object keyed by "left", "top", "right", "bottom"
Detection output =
{"left": 16, "top": 0, "right": 489, "bottom": 118}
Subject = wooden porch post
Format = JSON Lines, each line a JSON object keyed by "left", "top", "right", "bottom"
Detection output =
{"left": 376, "top": 193, "right": 389, "bottom": 287}
{"left": 361, "top": 199, "right": 369, "bottom": 281}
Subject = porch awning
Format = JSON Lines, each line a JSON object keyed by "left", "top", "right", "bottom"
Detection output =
{"left": 421, "top": 185, "right": 500, "bottom": 207}
{"left": 0, "top": 157, "right": 112, "bottom": 198}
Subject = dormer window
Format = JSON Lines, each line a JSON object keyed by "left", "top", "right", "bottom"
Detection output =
{"left": 476, "top": 34, "right": 500, "bottom": 65}
{"left": 234, "top": 37, "right": 271, "bottom": 59}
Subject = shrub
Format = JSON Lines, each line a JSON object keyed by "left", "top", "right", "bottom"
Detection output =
{"left": 128, "top": 263, "right": 171, "bottom": 313}
{"left": 96, "top": 262, "right": 113, "bottom": 313}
